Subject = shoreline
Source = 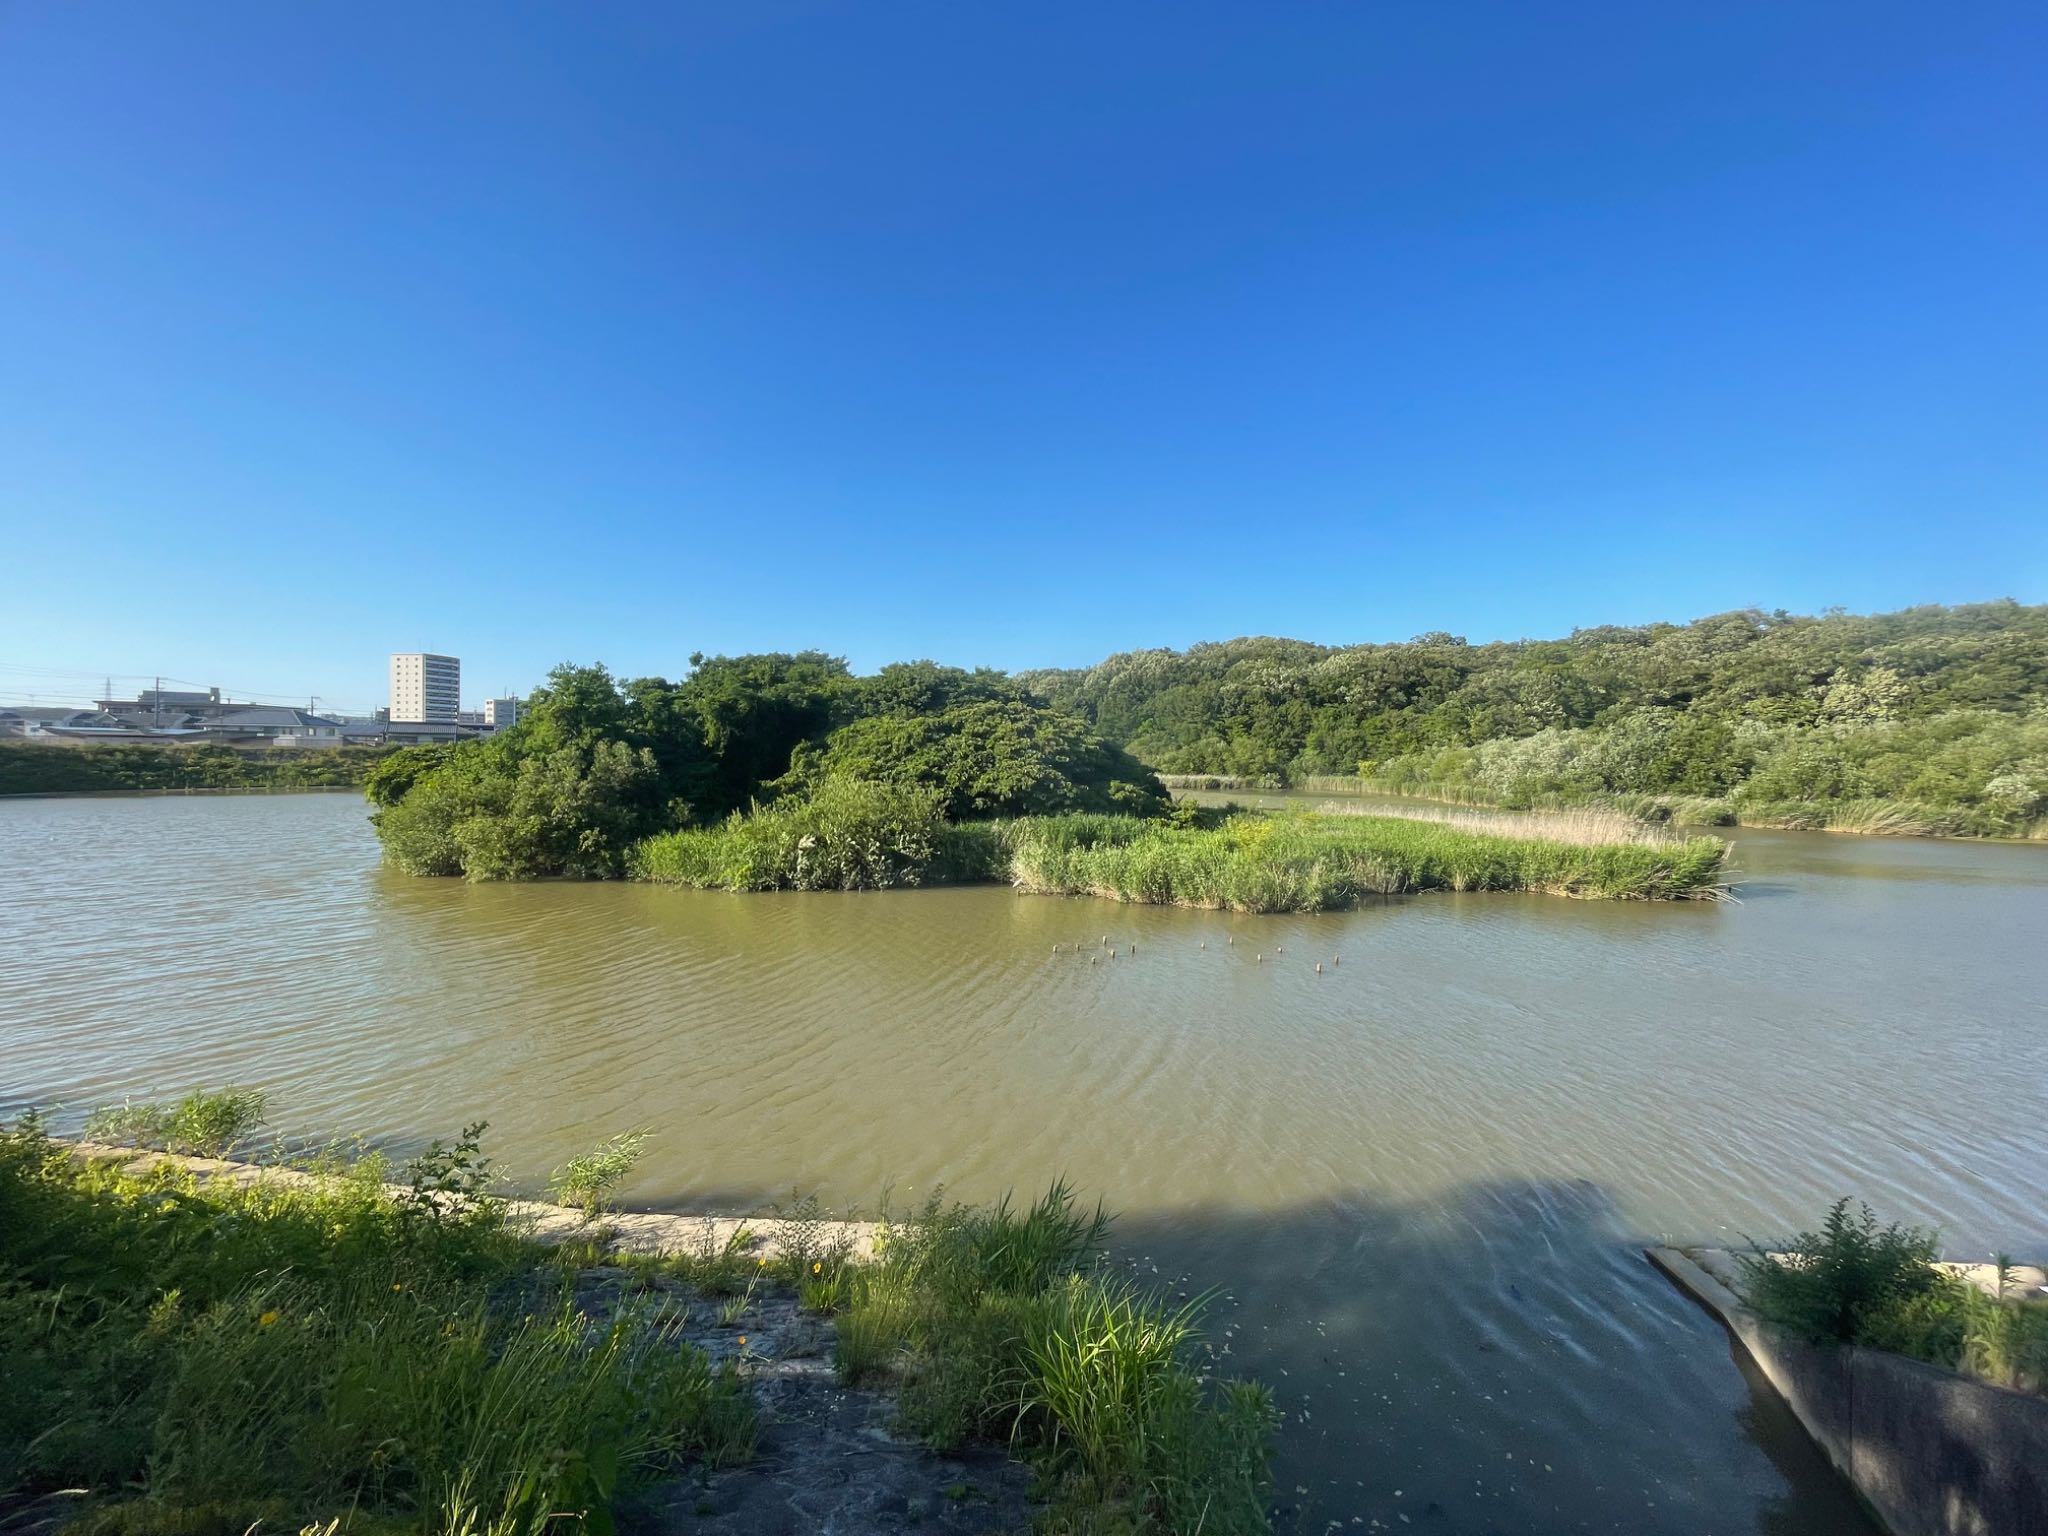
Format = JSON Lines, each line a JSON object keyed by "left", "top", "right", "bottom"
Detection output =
{"left": 62, "top": 1138, "right": 885, "bottom": 1258}
{"left": 0, "top": 784, "right": 363, "bottom": 800}
{"left": 20, "top": 1132, "right": 1272, "bottom": 1535}
{"left": 1165, "top": 780, "right": 2048, "bottom": 845}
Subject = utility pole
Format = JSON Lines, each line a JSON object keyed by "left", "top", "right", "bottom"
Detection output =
{"left": 154, "top": 676, "right": 162, "bottom": 730}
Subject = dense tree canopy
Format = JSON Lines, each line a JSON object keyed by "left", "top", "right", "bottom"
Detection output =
{"left": 777, "top": 699, "right": 1168, "bottom": 819}
{"left": 1018, "top": 602, "right": 2048, "bottom": 831}
{"left": 371, "top": 605, "right": 2048, "bottom": 879}
{"left": 372, "top": 656, "right": 1168, "bottom": 878}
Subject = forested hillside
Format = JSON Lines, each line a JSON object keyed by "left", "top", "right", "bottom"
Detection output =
{"left": 1019, "top": 602, "right": 2048, "bottom": 835}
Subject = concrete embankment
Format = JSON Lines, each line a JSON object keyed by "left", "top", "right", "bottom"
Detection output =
{"left": 1648, "top": 1246, "right": 2048, "bottom": 1536}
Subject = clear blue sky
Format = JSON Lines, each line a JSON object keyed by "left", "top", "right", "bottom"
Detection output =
{"left": 2, "top": 3, "right": 2043, "bottom": 713}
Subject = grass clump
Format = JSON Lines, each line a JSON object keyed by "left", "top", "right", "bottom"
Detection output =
{"left": 0, "top": 1109, "right": 752, "bottom": 1533}
{"left": 835, "top": 1182, "right": 1276, "bottom": 1534}
{"left": 548, "top": 1129, "right": 650, "bottom": 1217}
{"left": 1741, "top": 1199, "right": 2048, "bottom": 1395}
{"left": 82, "top": 1087, "right": 269, "bottom": 1158}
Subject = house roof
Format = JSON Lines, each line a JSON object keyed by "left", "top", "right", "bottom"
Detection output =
{"left": 0, "top": 706, "right": 100, "bottom": 723}
{"left": 211, "top": 707, "right": 343, "bottom": 730}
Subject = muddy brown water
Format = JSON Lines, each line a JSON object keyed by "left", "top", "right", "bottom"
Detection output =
{"left": 6, "top": 793, "right": 2046, "bottom": 1534}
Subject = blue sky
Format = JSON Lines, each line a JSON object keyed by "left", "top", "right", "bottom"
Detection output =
{"left": 2, "top": 3, "right": 2043, "bottom": 713}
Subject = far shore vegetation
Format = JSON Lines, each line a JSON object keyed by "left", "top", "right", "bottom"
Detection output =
{"left": 1028, "top": 602, "right": 2048, "bottom": 841}
{"left": 2, "top": 1091, "right": 1278, "bottom": 1536}
{"left": 0, "top": 742, "right": 390, "bottom": 797}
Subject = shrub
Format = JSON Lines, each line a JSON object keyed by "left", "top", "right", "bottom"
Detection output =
{"left": 631, "top": 777, "right": 950, "bottom": 891}
{"left": 778, "top": 699, "right": 1169, "bottom": 819}
{"left": 1740, "top": 1198, "right": 1944, "bottom": 1344}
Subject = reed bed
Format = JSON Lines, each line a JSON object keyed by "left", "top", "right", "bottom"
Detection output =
{"left": 1306, "top": 799, "right": 1683, "bottom": 847}
{"left": 633, "top": 800, "right": 1728, "bottom": 904}
{"left": 1006, "top": 812, "right": 1730, "bottom": 908}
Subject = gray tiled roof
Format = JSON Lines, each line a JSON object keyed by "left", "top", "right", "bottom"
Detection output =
{"left": 212, "top": 707, "right": 344, "bottom": 729}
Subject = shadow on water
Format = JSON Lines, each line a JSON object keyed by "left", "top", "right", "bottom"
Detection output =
{"left": 1108, "top": 1179, "right": 1882, "bottom": 1536}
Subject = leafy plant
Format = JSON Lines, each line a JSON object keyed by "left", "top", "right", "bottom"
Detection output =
{"left": 1740, "top": 1198, "right": 1943, "bottom": 1344}
{"left": 83, "top": 1088, "right": 268, "bottom": 1159}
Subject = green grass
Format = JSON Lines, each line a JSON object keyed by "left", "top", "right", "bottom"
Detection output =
{"left": 82, "top": 1086, "right": 270, "bottom": 1159}
{"left": 832, "top": 1183, "right": 1276, "bottom": 1535}
{"left": 1007, "top": 810, "right": 1729, "bottom": 907}
{"left": 12, "top": 1100, "right": 1277, "bottom": 1536}
{"left": 634, "top": 801, "right": 1727, "bottom": 906}
{"left": 0, "top": 1112, "right": 752, "bottom": 1535}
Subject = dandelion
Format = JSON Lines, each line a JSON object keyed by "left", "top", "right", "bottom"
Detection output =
{"left": 258, "top": 1309, "right": 281, "bottom": 1327}
{"left": 757, "top": 1256, "right": 767, "bottom": 1267}
{"left": 812, "top": 1262, "right": 822, "bottom": 1274}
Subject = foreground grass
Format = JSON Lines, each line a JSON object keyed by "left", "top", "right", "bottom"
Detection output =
{"left": 832, "top": 1185, "right": 1276, "bottom": 1535}
{"left": 0, "top": 1114, "right": 753, "bottom": 1536}
{"left": 634, "top": 805, "right": 1729, "bottom": 905}
{"left": 5, "top": 1099, "right": 1277, "bottom": 1535}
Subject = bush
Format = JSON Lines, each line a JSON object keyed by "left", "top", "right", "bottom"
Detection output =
{"left": 631, "top": 777, "right": 951, "bottom": 891}
{"left": 0, "top": 743, "right": 390, "bottom": 796}
{"left": 779, "top": 699, "right": 1169, "bottom": 819}
{"left": 374, "top": 738, "right": 664, "bottom": 879}
{"left": 1740, "top": 1199, "right": 1945, "bottom": 1344}
{"left": 1742, "top": 1202, "right": 2048, "bottom": 1396}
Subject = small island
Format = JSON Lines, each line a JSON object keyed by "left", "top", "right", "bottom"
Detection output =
{"left": 366, "top": 656, "right": 1729, "bottom": 905}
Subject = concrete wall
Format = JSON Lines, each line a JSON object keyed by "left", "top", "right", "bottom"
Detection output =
{"left": 1650, "top": 1248, "right": 2048, "bottom": 1536}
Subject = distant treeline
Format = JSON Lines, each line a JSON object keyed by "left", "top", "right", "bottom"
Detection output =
{"left": 0, "top": 742, "right": 391, "bottom": 796}
{"left": 1018, "top": 602, "right": 2048, "bottom": 837}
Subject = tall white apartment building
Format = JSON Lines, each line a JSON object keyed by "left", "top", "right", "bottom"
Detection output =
{"left": 483, "top": 697, "right": 520, "bottom": 729}
{"left": 389, "top": 653, "right": 460, "bottom": 722}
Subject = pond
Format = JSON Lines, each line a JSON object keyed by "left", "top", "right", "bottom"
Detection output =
{"left": 7, "top": 792, "right": 2045, "bottom": 1533}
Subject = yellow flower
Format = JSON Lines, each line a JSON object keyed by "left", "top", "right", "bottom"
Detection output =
{"left": 757, "top": 1256, "right": 767, "bottom": 1267}
{"left": 737, "top": 1335, "right": 748, "bottom": 1348}
{"left": 392, "top": 1283, "right": 404, "bottom": 1292}
{"left": 812, "top": 1262, "right": 822, "bottom": 1274}
{"left": 258, "top": 1309, "right": 281, "bottom": 1327}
